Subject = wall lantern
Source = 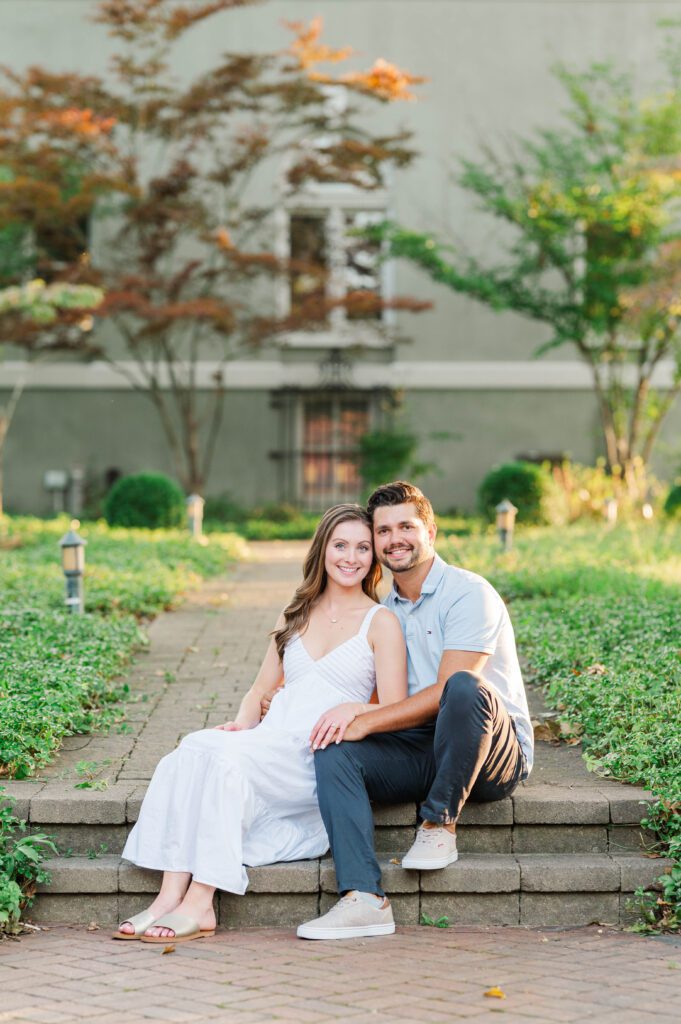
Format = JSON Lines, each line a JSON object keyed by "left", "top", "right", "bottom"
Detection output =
{"left": 495, "top": 498, "right": 518, "bottom": 552}
{"left": 59, "top": 520, "right": 86, "bottom": 614}
{"left": 187, "top": 494, "right": 205, "bottom": 539}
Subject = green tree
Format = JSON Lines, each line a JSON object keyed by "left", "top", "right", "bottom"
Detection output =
{"left": 373, "top": 60, "right": 681, "bottom": 496}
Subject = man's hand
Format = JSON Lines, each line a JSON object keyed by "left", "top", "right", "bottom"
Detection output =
{"left": 340, "top": 716, "right": 371, "bottom": 743}
{"left": 260, "top": 684, "right": 284, "bottom": 720}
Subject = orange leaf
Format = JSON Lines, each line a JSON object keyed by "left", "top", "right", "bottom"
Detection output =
{"left": 484, "top": 987, "right": 506, "bottom": 1000}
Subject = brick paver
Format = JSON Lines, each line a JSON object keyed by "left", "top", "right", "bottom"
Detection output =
{"left": 1, "top": 924, "right": 679, "bottom": 1023}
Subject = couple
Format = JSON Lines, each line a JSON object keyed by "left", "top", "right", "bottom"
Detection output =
{"left": 115, "top": 480, "right": 533, "bottom": 942}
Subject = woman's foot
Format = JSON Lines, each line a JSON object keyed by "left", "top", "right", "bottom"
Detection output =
{"left": 118, "top": 871, "right": 191, "bottom": 936}
{"left": 143, "top": 881, "right": 217, "bottom": 939}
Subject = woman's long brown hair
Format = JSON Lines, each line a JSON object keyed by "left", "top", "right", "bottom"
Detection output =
{"left": 273, "top": 504, "right": 382, "bottom": 661}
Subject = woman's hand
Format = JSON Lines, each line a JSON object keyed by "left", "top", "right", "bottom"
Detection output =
{"left": 260, "top": 684, "right": 284, "bottom": 720}
{"left": 214, "top": 721, "right": 245, "bottom": 731}
{"left": 310, "top": 702, "right": 365, "bottom": 751}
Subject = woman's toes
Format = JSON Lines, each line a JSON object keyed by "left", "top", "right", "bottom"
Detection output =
{"left": 119, "top": 922, "right": 134, "bottom": 934}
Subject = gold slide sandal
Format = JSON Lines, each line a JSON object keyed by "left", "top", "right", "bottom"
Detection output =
{"left": 112, "top": 909, "right": 159, "bottom": 940}
{"left": 139, "top": 911, "right": 216, "bottom": 943}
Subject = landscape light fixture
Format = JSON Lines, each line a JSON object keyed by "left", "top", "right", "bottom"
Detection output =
{"left": 59, "top": 520, "right": 86, "bottom": 614}
{"left": 495, "top": 498, "right": 518, "bottom": 552}
{"left": 187, "top": 494, "right": 205, "bottom": 539}
{"left": 604, "top": 497, "right": 618, "bottom": 527}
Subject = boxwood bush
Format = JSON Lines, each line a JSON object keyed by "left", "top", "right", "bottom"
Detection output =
{"left": 104, "top": 472, "right": 186, "bottom": 529}
{"left": 664, "top": 482, "right": 681, "bottom": 520}
{"left": 477, "top": 461, "right": 556, "bottom": 525}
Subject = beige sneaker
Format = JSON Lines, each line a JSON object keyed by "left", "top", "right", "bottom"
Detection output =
{"left": 402, "top": 825, "right": 458, "bottom": 870}
{"left": 297, "top": 893, "right": 395, "bottom": 940}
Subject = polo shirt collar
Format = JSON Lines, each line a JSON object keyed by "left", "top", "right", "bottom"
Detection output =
{"left": 391, "top": 553, "right": 446, "bottom": 602}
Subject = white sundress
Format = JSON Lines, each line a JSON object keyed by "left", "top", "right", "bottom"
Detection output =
{"left": 122, "top": 604, "right": 386, "bottom": 893}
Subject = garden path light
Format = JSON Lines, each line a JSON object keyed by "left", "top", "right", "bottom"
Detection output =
{"left": 187, "top": 494, "right": 205, "bottom": 539}
{"left": 495, "top": 498, "right": 517, "bottom": 552}
{"left": 59, "top": 520, "right": 86, "bottom": 614}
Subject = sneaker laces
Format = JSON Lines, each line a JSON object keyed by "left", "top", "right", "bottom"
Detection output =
{"left": 336, "top": 893, "right": 359, "bottom": 908}
{"left": 416, "top": 826, "right": 448, "bottom": 845}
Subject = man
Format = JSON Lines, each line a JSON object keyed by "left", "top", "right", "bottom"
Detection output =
{"left": 296, "top": 481, "right": 533, "bottom": 940}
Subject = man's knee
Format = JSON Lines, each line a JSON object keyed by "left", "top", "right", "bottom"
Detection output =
{"left": 440, "top": 671, "right": 486, "bottom": 713}
{"left": 314, "top": 741, "right": 359, "bottom": 787}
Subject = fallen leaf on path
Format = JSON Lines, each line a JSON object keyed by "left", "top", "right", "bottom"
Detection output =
{"left": 484, "top": 987, "right": 506, "bottom": 999}
{"left": 186, "top": 646, "right": 199, "bottom": 653}
{"left": 86, "top": 921, "right": 100, "bottom": 932}
{"left": 389, "top": 858, "right": 400, "bottom": 865}
{"left": 162, "top": 945, "right": 176, "bottom": 955}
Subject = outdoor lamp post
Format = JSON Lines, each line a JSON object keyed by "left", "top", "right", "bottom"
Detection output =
{"left": 495, "top": 498, "right": 518, "bottom": 552}
{"left": 59, "top": 521, "right": 86, "bottom": 614}
{"left": 604, "top": 497, "right": 618, "bottom": 527}
{"left": 187, "top": 494, "right": 205, "bottom": 539}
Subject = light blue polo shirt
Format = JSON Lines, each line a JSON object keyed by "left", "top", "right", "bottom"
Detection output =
{"left": 383, "top": 553, "right": 534, "bottom": 774}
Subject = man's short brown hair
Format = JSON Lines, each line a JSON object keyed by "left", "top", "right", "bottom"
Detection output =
{"left": 366, "top": 480, "right": 435, "bottom": 529}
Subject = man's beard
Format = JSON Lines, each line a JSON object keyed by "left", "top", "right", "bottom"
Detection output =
{"left": 381, "top": 543, "right": 424, "bottom": 573}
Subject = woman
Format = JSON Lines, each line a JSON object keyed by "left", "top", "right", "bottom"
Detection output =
{"left": 115, "top": 503, "right": 407, "bottom": 942}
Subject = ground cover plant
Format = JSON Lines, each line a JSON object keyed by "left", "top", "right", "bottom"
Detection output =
{"left": 0, "top": 788, "right": 56, "bottom": 933}
{"left": 438, "top": 521, "right": 681, "bottom": 931}
{"left": 0, "top": 516, "right": 245, "bottom": 779}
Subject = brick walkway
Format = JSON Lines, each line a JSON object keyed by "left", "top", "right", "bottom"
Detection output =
{"left": 1, "top": 924, "right": 679, "bottom": 1023}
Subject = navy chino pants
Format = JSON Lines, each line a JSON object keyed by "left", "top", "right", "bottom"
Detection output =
{"left": 314, "top": 671, "right": 525, "bottom": 897}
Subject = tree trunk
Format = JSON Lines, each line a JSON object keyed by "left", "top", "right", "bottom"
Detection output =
{"left": 0, "top": 378, "right": 26, "bottom": 517}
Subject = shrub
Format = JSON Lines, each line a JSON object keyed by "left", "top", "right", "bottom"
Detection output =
{"left": 551, "top": 458, "right": 663, "bottom": 522}
{"left": 249, "top": 502, "right": 301, "bottom": 524}
{"left": 203, "top": 492, "right": 248, "bottom": 524}
{"left": 104, "top": 473, "right": 185, "bottom": 529}
{"left": 664, "top": 483, "right": 681, "bottom": 520}
{"left": 477, "top": 461, "right": 555, "bottom": 525}
{"left": 1, "top": 788, "right": 56, "bottom": 934}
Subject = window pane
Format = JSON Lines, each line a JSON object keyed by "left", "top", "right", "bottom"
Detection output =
{"left": 303, "top": 400, "right": 334, "bottom": 450}
{"left": 301, "top": 395, "right": 370, "bottom": 507}
{"left": 338, "top": 403, "right": 369, "bottom": 446}
{"left": 344, "top": 211, "right": 382, "bottom": 320}
{"left": 289, "top": 215, "right": 327, "bottom": 317}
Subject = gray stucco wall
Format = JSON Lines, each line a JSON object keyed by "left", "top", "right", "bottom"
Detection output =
{"left": 4, "top": 385, "right": 678, "bottom": 515}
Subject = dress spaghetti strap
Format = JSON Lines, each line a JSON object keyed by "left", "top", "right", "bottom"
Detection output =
{"left": 359, "top": 603, "right": 388, "bottom": 639}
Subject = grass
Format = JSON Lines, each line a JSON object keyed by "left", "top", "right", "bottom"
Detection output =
{"left": 0, "top": 516, "right": 246, "bottom": 779}
{"left": 438, "top": 520, "right": 681, "bottom": 931}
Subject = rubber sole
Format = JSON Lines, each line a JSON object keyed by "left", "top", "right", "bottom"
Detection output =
{"left": 297, "top": 922, "right": 396, "bottom": 940}
{"left": 140, "top": 929, "right": 216, "bottom": 944}
{"left": 401, "top": 851, "right": 459, "bottom": 871}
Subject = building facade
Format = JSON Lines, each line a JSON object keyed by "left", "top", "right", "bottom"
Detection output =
{"left": 1, "top": 0, "right": 680, "bottom": 515}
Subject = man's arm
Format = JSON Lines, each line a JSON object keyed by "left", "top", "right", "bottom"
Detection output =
{"left": 343, "top": 649, "right": 489, "bottom": 740}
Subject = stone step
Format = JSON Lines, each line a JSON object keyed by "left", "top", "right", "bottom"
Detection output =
{"left": 30, "top": 851, "right": 671, "bottom": 931}
{"left": 11, "top": 783, "right": 655, "bottom": 855}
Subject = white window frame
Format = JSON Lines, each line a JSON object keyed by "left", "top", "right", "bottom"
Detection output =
{"left": 274, "top": 181, "right": 395, "bottom": 350}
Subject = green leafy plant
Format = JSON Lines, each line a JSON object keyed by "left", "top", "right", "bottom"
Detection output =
{"left": 664, "top": 482, "right": 681, "bottom": 520}
{"left": 73, "top": 759, "right": 112, "bottom": 791}
{"left": 477, "top": 461, "right": 556, "bottom": 525}
{"left": 104, "top": 473, "right": 186, "bottom": 529}
{"left": 0, "top": 787, "right": 56, "bottom": 934}
{"left": 373, "top": 51, "right": 681, "bottom": 496}
{"left": 420, "top": 912, "right": 450, "bottom": 928}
